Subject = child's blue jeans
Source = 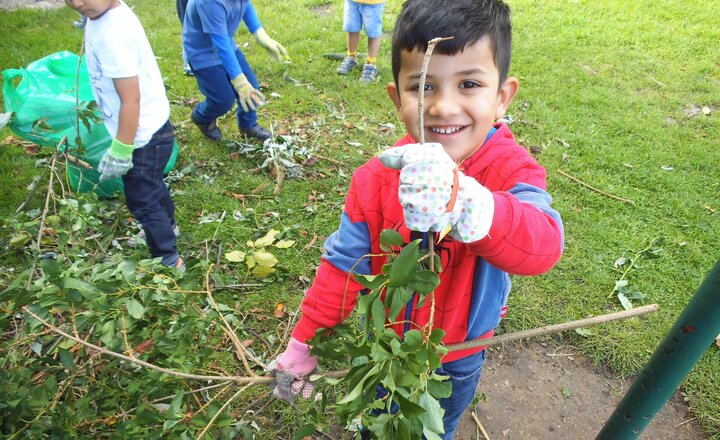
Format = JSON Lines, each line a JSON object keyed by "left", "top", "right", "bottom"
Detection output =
{"left": 122, "top": 120, "right": 179, "bottom": 266}
{"left": 366, "top": 349, "right": 485, "bottom": 439}
{"left": 190, "top": 50, "right": 259, "bottom": 131}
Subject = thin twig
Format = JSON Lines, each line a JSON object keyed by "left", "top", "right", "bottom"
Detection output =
{"left": 417, "top": 37, "right": 452, "bottom": 336}
{"left": 558, "top": 169, "right": 635, "bottom": 205}
{"left": 196, "top": 382, "right": 253, "bottom": 440}
{"left": 204, "top": 266, "right": 266, "bottom": 372}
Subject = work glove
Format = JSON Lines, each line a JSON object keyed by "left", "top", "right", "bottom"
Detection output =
{"left": 266, "top": 338, "right": 318, "bottom": 403}
{"left": 97, "top": 138, "right": 135, "bottom": 182}
{"left": 378, "top": 143, "right": 495, "bottom": 243}
{"left": 230, "top": 73, "right": 266, "bottom": 112}
{"left": 253, "top": 27, "right": 289, "bottom": 62}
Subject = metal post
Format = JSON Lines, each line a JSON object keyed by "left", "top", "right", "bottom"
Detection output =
{"left": 595, "top": 259, "right": 720, "bottom": 439}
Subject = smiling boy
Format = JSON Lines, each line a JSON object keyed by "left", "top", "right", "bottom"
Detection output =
{"left": 269, "top": 0, "right": 564, "bottom": 437}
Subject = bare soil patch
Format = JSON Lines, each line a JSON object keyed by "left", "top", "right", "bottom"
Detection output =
{"left": 454, "top": 340, "right": 705, "bottom": 440}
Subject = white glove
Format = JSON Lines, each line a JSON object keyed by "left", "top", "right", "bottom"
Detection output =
{"left": 378, "top": 143, "right": 495, "bottom": 242}
{"left": 253, "top": 28, "right": 288, "bottom": 62}
{"left": 230, "top": 74, "right": 266, "bottom": 112}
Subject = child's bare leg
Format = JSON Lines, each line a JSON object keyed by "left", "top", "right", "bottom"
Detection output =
{"left": 347, "top": 31, "right": 360, "bottom": 56}
{"left": 338, "top": 32, "right": 361, "bottom": 75}
{"left": 366, "top": 36, "right": 380, "bottom": 65}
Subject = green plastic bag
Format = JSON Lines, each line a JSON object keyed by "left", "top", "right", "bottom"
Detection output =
{"left": 2, "top": 51, "right": 179, "bottom": 197}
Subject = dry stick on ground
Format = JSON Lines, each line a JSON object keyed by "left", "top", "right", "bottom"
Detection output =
{"left": 558, "top": 169, "right": 635, "bottom": 205}
{"left": 417, "top": 36, "right": 454, "bottom": 335}
{"left": 471, "top": 410, "right": 492, "bottom": 440}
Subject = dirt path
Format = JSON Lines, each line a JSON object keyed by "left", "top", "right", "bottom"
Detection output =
{"left": 454, "top": 340, "right": 705, "bottom": 440}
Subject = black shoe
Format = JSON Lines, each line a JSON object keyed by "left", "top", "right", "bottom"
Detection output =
{"left": 191, "top": 113, "right": 222, "bottom": 141}
{"left": 240, "top": 124, "right": 272, "bottom": 141}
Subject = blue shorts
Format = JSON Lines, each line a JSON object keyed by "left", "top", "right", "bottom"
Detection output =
{"left": 343, "top": 0, "right": 385, "bottom": 39}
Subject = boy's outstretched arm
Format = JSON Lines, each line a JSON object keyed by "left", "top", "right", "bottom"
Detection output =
{"left": 96, "top": 77, "right": 140, "bottom": 182}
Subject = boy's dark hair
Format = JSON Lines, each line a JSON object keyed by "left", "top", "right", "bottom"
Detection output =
{"left": 391, "top": 0, "right": 512, "bottom": 88}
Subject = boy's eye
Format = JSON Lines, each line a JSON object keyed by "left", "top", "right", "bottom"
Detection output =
{"left": 409, "top": 83, "right": 433, "bottom": 92}
{"left": 459, "top": 81, "right": 481, "bottom": 89}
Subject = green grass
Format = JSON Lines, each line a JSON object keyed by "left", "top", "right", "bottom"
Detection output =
{"left": 1, "top": 0, "right": 719, "bottom": 438}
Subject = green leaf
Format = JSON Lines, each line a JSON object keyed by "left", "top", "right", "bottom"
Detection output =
{"left": 58, "top": 348, "right": 75, "bottom": 369}
{"left": 338, "top": 364, "right": 379, "bottom": 404}
{"left": 419, "top": 392, "right": 445, "bottom": 439}
{"left": 575, "top": 328, "right": 593, "bottom": 337}
{"left": 427, "top": 376, "right": 452, "bottom": 399}
{"left": 408, "top": 270, "right": 440, "bottom": 294}
{"left": 561, "top": 385, "right": 571, "bottom": 398}
{"left": 293, "top": 424, "right": 317, "bottom": 439}
{"left": 618, "top": 292, "right": 633, "bottom": 310}
{"left": 63, "top": 278, "right": 100, "bottom": 299}
{"left": 371, "top": 297, "right": 386, "bottom": 338}
{"left": 396, "top": 417, "right": 412, "bottom": 440}
{"left": 389, "top": 240, "right": 420, "bottom": 286}
{"left": 379, "top": 229, "right": 405, "bottom": 251}
{"left": 388, "top": 286, "right": 414, "bottom": 320}
{"left": 126, "top": 298, "right": 145, "bottom": 319}
{"left": 119, "top": 260, "right": 137, "bottom": 283}
{"left": 395, "top": 392, "right": 426, "bottom": 418}
{"left": 354, "top": 273, "right": 388, "bottom": 290}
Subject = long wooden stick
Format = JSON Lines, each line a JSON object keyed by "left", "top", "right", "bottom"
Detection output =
{"left": 446, "top": 304, "right": 658, "bottom": 353}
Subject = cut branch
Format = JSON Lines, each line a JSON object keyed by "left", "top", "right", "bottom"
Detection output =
{"left": 445, "top": 304, "right": 658, "bottom": 353}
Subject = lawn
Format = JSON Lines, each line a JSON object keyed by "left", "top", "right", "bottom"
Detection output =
{"left": 1, "top": 0, "right": 718, "bottom": 438}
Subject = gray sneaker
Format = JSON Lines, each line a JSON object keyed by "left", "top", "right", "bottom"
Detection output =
{"left": 336, "top": 56, "right": 358, "bottom": 75}
{"left": 359, "top": 63, "right": 378, "bottom": 83}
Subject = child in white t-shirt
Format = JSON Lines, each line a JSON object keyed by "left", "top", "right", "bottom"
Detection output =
{"left": 65, "top": 0, "right": 183, "bottom": 270}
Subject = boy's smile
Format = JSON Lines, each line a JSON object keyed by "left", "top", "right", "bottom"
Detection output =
{"left": 388, "top": 37, "right": 518, "bottom": 162}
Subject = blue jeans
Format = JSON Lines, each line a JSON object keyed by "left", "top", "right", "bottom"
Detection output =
{"left": 122, "top": 120, "right": 179, "bottom": 266}
{"left": 365, "top": 350, "right": 485, "bottom": 439}
{"left": 191, "top": 51, "right": 259, "bottom": 130}
{"left": 437, "top": 350, "right": 486, "bottom": 439}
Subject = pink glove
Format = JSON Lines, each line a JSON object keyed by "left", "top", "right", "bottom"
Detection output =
{"left": 267, "top": 338, "right": 318, "bottom": 403}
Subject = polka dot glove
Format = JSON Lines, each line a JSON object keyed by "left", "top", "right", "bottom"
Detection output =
{"left": 266, "top": 338, "right": 318, "bottom": 403}
{"left": 378, "top": 143, "right": 494, "bottom": 243}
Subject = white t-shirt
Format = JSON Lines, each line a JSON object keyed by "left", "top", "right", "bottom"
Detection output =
{"left": 85, "top": 1, "right": 170, "bottom": 147}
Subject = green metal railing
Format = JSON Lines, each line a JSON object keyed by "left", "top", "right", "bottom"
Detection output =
{"left": 596, "top": 259, "right": 720, "bottom": 439}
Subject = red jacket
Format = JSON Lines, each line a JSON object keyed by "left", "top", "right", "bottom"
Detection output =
{"left": 292, "top": 123, "right": 564, "bottom": 363}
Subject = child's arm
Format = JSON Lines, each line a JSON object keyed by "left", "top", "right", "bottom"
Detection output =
{"left": 96, "top": 76, "right": 140, "bottom": 182}
{"left": 243, "top": 1, "right": 288, "bottom": 62}
{"left": 113, "top": 76, "right": 140, "bottom": 145}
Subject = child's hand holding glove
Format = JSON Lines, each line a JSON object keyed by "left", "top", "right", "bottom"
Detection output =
{"left": 230, "top": 74, "right": 266, "bottom": 112}
{"left": 253, "top": 28, "right": 289, "bottom": 62}
{"left": 97, "top": 138, "right": 135, "bottom": 182}
{"left": 266, "top": 338, "right": 317, "bottom": 403}
{"left": 378, "top": 143, "right": 495, "bottom": 242}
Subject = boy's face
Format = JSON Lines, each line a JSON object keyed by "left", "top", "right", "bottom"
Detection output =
{"left": 388, "top": 37, "right": 518, "bottom": 162}
{"left": 65, "top": 0, "right": 119, "bottom": 19}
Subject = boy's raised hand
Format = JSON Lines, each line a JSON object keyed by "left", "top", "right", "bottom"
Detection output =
{"left": 266, "top": 338, "right": 317, "bottom": 403}
{"left": 97, "top": 138, "right": 135, "bottom": 182}
{"left": 378, "top": 143, "right": 495, "bottom": 242}
{"left": 230, "top": 74, "right": 266, "bottom": 112}
{"left": 253, "top": 28, "right": 289, "bottom": 62}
